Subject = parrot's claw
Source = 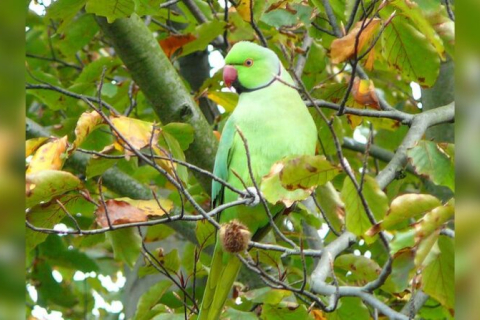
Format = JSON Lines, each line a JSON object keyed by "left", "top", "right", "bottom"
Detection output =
{"left": 242, "top": 187, "right": 262, "bottom": 207}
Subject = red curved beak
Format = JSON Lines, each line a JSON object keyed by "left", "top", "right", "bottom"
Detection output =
{"left": 223, "top": 65, "right": 237, "bottom": 88}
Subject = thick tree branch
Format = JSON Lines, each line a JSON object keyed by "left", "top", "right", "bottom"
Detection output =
{"left": 309, "top": 231, "right": 408, "bottom": 320}
{"left": 295, "top": 33, "right": 313, "bottom": 78}
{"left": 96, "top": 14, "right": 218, "bottom": 192}
{"left": 342, "top": 137, "right": 416, "bottom": 175}
{"left": 376, "top": 103, "right": 455, "bottom": 189}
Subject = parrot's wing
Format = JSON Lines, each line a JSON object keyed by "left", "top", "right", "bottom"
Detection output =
{"left": 211, "top": 117, "right": 236, "bottom": 208}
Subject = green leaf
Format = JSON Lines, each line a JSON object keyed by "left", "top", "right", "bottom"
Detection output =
{"left": 390, "top": 0, "right": 445, "bottom": 58}
{"left": 314, "top": 183, "right": 344, "bottom": 233}
{"left": 26, "top": 194, "right": 93, "bottom": 252}
{"left": 207, "top": 91, "right": 239, "bottom": 113}
{"left": 39, "top": 235, "right": 98, "bottom": 272}
{"left": 161, "top": 249, "right": 181, "bottom": 273}
{"left": 326, "top": 297, "right": 370, "bottom": 320}
{"left": 261, "top": 162, "right": 311, "bottom": 207}
{"left": 280, "top": 155, "right": 341, "bottom": 190}
{"left": 163, "top": 123, "right": 195, "bottom": 151}
{"left": 415, "top": 200, "right": 454, "bottom": 243}
{"left": 196, "top": 220, "right": 216, "bottom": 248}
{"left": 315, "top": 113, "right": 344, "bottom": 157}
{"left": 45, "top": 0, "right": 87, "bottom": 33}
{"left": 422, "top": 236, "right": 454, "bottom": 314}
{"left": 152, "top": 313, "right": 186, "bottom": 320}
{"left": 407, "top": 140, "right": 455, "bottom": 191}
{"left": 158, "top": 130, "right": 189, "bottom": 183}
{"left": 379, "top": 194, "right": 441, "bottom": 231}
{"left": 261, "top": 303, "right": 313, "bottom": 320}
{"left": 387, "top": 249, "right": 415, "bottom": 293}
{"left": 26, "top": 170, "right": 82, "bottom": 208}
{"left": 56, "top": 14, "right": 100, "bottom": 58}
{"left": 27, "top": 71, "right": 77, "bottom": 110}
{"left": 86, "top": 156, "right": 119, "bottom": 179}
{"left": 390, "top": 229, "right": 415, "bottom": 255}
{"left": 341, "top": 175, "right": 387, "bottom": 242}
{"left": 222, "top": 308, "right": 258, "bottom": 320}
{"left": 362, "top": 176, "right": 388, "bottom": 221}
{"left": 248, "top": 247, "right": 283, "bottom": 268}
{"left": 85, "top": 0, "right": 135, "bottom": 23}
{"left": 244, "top": 287, "right": 292, "bottom": 305}
{"left": 302, "top": 40, "right": 328, "bottom": 90}
{"left": 415, "top": 231, "right": 439, "bottom": 267}
{"left": 380, "top": 15, "right": 440, "bottom": 87}
{"left": 30, "top": 260, "right": 77, "bottom": 308}
{"left": 106, "top": 227, "right": 142, "bottom": 269}
{"left": 335, "top": 254, "right": 382, "bottom": 285}
{"left": 181, "top": 20, "right": 227, "bottom": 56}
{"left": 261, "top": 9, "right": 297, "bottom": 28}
{"left": 134, "top": 0, "right": 163, "bottom": 16}
{"left": 144, "top": 224, "right": 175, "bottom": 242}
{"left": 74, "top": 57, "right": 120, "bottom": 84}
{"left": 133, "top": 280, "right": 172, "bottom": 320}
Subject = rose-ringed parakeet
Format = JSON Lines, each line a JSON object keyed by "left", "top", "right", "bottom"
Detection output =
{"left": 198, "top": 41, "right": 317, "bottom": 320}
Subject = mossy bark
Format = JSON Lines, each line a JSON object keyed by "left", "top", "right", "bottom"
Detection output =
{"left": 96, "top": 14, "right": 218, "bottom": 191}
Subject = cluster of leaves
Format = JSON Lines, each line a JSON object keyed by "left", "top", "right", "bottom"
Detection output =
{"left": 26, "top": 0, "right": 454, "bottom": 319}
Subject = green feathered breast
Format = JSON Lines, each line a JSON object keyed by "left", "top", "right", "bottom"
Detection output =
{"left": 199, "top": 41, "right": 317, "bottom": 320}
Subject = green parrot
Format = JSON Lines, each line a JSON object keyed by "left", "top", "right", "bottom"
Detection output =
{"left": 198, "top": 41, "right": 317, "bottom": 320}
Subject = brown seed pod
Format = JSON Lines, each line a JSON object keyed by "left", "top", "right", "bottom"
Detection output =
{"left": 219, "top": 220, "right": 251, "bottom": 253}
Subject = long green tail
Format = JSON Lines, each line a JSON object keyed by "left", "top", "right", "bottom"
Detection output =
{"left": 198, "top": 242, "right": 242, "bottom": 320}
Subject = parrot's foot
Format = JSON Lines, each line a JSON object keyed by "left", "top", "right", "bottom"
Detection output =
{"left": 242, "top": 187, "right": 262, "bottom": 207}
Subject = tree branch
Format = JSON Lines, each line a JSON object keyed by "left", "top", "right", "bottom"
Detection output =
{"left": 376, "top": 103, "right": 455, "bottom": 189}
{"left": 306, "top": 99, "right": 413, "bottom": 124}
{"left": 96, "top": 14, "right": 219, "bottom": 192}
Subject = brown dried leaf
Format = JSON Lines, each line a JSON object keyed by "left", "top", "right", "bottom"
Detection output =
{"left": 27, "top": 136, "right": 68, "bottom": 174}
{"left": 95, "top": 197, "right": 173, "bottom": 228}
{"left": 159, "top": 34, "right": 197, "bottom": 58}
{"left": 351, "top": 78, "right": 380, "bottom": 109}
{"left": 330, "top": 18, "right": 381, "bottom": 64}
{"left": 95, "top": 200, "right": 145, "bottom": 227}
{"left": 364, "top": 47, "right": 376, "bottom": 71}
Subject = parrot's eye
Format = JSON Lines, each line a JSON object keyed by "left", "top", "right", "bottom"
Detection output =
{"left": 244, "top": 59, "right": 254, "bottom": 67}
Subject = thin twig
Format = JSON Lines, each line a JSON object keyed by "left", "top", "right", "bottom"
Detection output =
{"left": 26, "top": 53, "right": 82, "bottom": 70}
{"left": 444, "top": 0, "right": 455, "bottom": 21}
{"left": 249, "top": 0, "right": 268, "bottom": 47}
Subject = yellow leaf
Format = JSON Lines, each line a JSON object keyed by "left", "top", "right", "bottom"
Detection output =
{"left": 207, "top": 91, "right": 239, "bottom": 112}
{"left": 72, "top": 111, "right": 103, "bottom": 151}
{"left": 27, "top": 136, "right": 68, "bottom": 174}
{"left": 310, "top": 309, "right": 327, "bottom": 320}
{"left": 330, "top": 18, "right": 381, "bottom": 64}
{"left": 26, "top": 137, "right": 49, "bottom": 158}
{"left": 118, "top": 198, "right": 174, "bottom": 216}
{"left": 110, "top": 115, "right": 159, "bottom": 158}
{"left": 236, "top": 0, "right": 251, "bottom": 22}
{"left": 152, "top": 144, "right": 177, "bottom": 175}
